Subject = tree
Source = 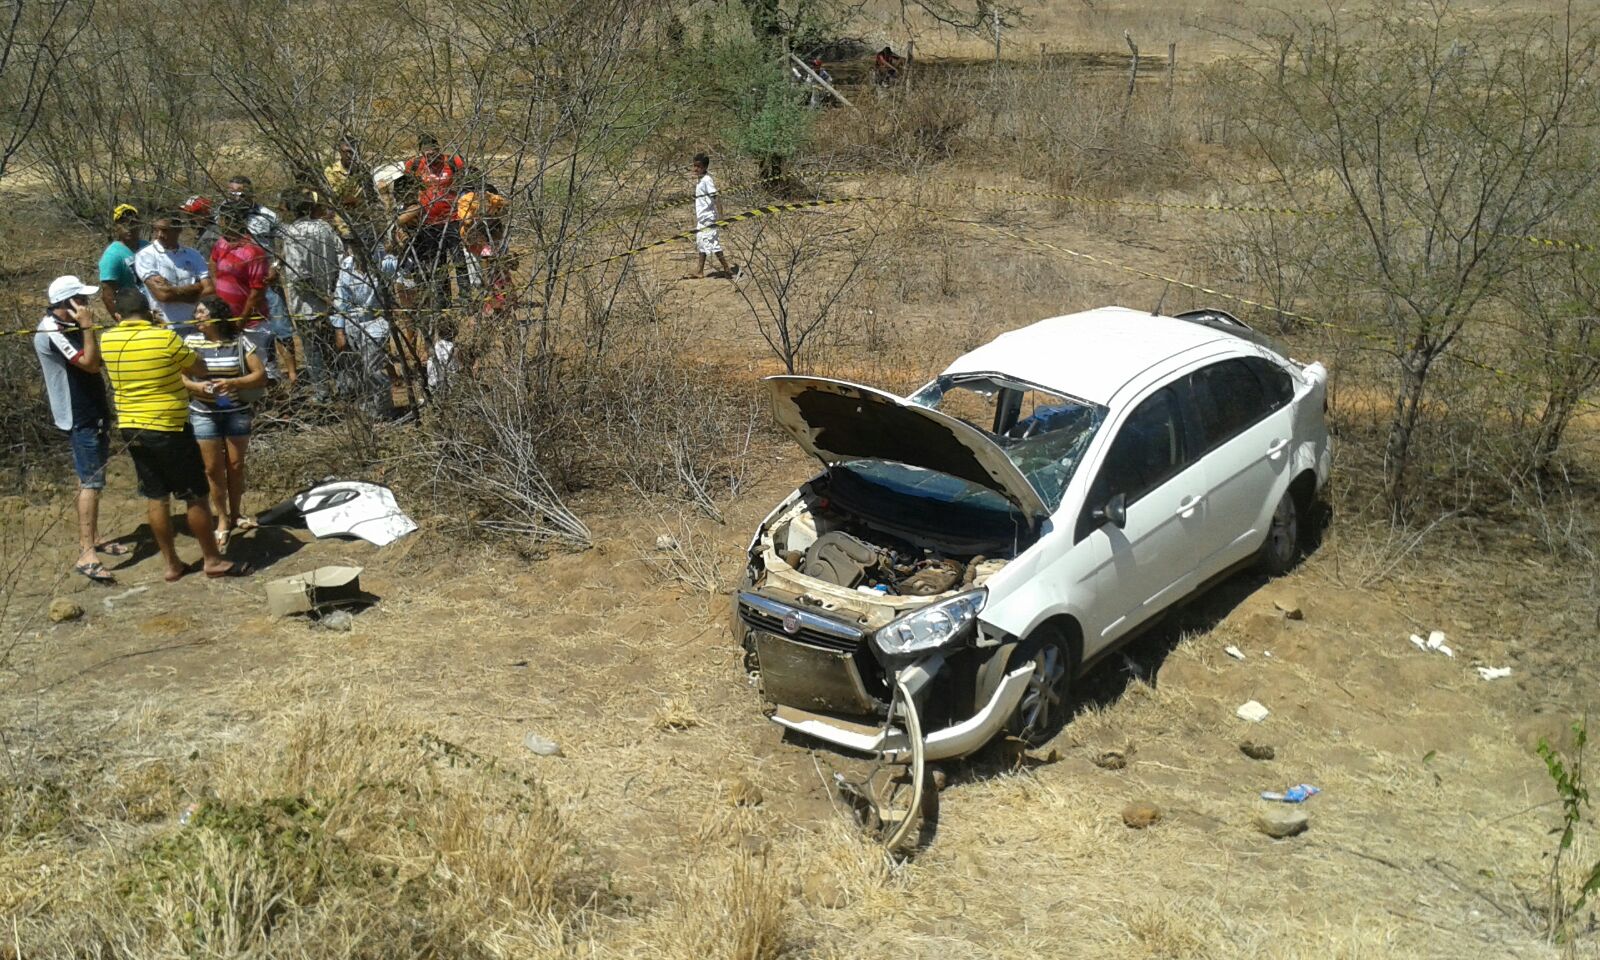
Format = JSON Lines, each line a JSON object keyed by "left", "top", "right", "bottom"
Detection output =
{"left": 0, "top": 0, "right": 91, "bottom": 184}
{"left": 1235, "top": 1, "right": 1600, "bottom": 515}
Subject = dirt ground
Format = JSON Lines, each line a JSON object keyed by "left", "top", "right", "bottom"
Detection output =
{"left": 4, "top": 396, "right": 1596, "bottom": 957}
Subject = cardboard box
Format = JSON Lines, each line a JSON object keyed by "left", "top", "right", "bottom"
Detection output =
{"left": 266, "top": 565, "right": 364, "bottom": 617}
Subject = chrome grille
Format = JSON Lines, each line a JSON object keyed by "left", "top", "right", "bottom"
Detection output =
{"left": 737, "top": 592, "right": 865, "bottom": 653}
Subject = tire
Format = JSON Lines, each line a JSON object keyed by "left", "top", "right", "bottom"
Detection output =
{"left": 1001, "top": 633, "right": 1074, "bottom": 748}
{"left": 1255, "top": 487, "right": 1301, "bottom": 577}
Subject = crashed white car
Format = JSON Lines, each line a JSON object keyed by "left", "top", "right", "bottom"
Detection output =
{"left": 736, "top": 306, "right": 1329, "bottom": 804}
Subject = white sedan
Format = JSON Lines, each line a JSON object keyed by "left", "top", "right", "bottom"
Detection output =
{"left": 735, "top": 306, "right": 1330, "bottom": 810}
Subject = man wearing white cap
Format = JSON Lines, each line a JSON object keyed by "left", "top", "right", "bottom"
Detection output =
{"left": 34, "top": 275, "right": 126, "bottom": 584}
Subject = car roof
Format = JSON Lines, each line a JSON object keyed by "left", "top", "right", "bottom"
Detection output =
{"left": 937, "top": 306, "right": 1243, "bottom": 406}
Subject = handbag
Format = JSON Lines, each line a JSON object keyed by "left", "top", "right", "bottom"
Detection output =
{"left": 233, "top": 337, "right": 268, "bottom": 404}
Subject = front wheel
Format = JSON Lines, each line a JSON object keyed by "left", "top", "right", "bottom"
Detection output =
{"left": 1255, "top": 487, "right": 1301, "bottom": 577}
{"left": 1002, "top": 634, "right": 1073, "bottom": 748}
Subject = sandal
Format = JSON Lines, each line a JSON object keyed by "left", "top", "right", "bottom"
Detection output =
{"left": 233, "top": 516, "right": 258, "bottom": 532}
{"left": 74, "top": 561, "right": 117, "bottom": 585}
{"left": 96, "top": 541, "right": 132, "bottom": 557}
{"left": 205, "top": 561, "right": 254, "bottom": 579}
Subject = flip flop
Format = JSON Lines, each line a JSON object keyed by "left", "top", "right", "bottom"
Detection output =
{"left": 215, "top": 528, "right": 232, "bottom": 551}
{"left": 74, "top": 561, "right": 116, "bottom": 585}
{"left": 205, "top": 561, "right": 253, "bottom": 579}
{"left": 233, "top": 516, "right": 258, "bottom": 532}
{"left": 96, "top": 541, "right": 132, "bottom": 557}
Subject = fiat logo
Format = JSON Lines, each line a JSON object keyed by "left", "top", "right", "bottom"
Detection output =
{"left": 782, "top": 612, "right": 802, "bottom": 634}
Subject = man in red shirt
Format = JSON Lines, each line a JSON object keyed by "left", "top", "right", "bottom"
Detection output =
{"left": 209, "top": 201, "right": 276, "bottom": 377}
{"left": 404, "top": 134, "right": 469, "bottom": 308}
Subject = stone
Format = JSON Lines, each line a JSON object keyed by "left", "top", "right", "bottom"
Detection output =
{"left": 522, "top": 732, "right": 563, "bottom": 757}
{"left": 314, "top": 609, "right": 354, "bottom": 632}
{"left": 1093, "top": 750, "right": 1129, "bottom": 770}
{"left": 48, "top": 598, "right": 83, "bottom": 623}
{"left": 1240, "top": 741, "right": 1276, "bottom": 761}
{"left": 1122, "top": 801, "right": 1162, "bottom": 829}
{"left": 654, "top": 534, "right": 679, "bottom": 551}
{"left": 1253, "top": 802, "right": 1309, "bottom": 838}
{"left": 1273, "top": 597, "right": 1306, "bottom": 620}
{"left": 725, "top": 775, "right": 764, "bottom": 807}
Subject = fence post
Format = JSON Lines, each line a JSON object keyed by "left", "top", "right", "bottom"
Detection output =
{"left": 1166, "top": 41, "right": 1176, "bottom": 107}
{"left": 1124, "top": 30, "right": 1140, "bottom": 98}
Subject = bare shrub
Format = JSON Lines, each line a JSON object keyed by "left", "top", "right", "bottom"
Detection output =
{"left": 638, "top": 512, "right": 729, "bottom": 594}
{"left": 728, "top": 212, "right": 879, "bottom": 373}
{"left": 1226, "top": 2, "right": 1600, "bottom": 515}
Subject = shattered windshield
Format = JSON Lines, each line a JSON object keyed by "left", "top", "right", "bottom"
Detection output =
{"left": 908, "top": 375, "right": 1105, "bottom": 511}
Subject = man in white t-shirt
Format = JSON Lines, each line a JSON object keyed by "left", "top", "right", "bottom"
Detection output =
{"left": 689, "top": 153, "right": 738, "bottom": 279}
{"left": 133, "top": 211, "right": 214, "bottom": 331}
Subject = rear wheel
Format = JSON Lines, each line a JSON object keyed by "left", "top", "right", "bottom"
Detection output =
{"left": 1256, "top": 487, "right": 1301, "bottom": 576}
{"left": 1002, "top": 633, "right": 1073, "bottom": 748}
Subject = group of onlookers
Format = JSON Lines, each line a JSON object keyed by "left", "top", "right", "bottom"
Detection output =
{"left": 33, "top": 134, "right": 505, "bottom": 586}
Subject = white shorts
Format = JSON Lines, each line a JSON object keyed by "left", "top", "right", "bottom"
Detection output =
{"left": 695, "top": 225, "right": 722, "bottom": 255}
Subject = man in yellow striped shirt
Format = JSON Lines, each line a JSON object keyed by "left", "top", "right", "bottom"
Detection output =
{"left": 102, "top": 287, "right": 250, "bottom": 581}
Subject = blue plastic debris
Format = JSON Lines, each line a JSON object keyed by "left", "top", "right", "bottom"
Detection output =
{"left": 1261, "top": 784, "right": 1321, "bottom": 803}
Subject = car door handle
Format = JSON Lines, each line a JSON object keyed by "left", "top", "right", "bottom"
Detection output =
{"left": 1267, "top": 438, "right": 1290, "bottom": 461}
{"left": 1175, "top": 495, "right": 1203, "bottom": 518}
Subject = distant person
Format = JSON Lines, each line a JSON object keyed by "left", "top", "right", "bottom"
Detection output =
{"left": 455, "top": 168, "right": 514, "bottom": 314}
{"left": 181, "top": 194, "right": 219, "bottom": 260}
{"left": 688, "top": 153, "right": 737, "bottom": 280}
{"left": 404, "top": 134, "right": 468, "bottom": 305}
{"left": 35, "top": 275, "right": 126, "bottom": 585}
{"left": 100, "top": 287, "right": 249, "bottom": 581}
{"left": 802, "top": 58, "right": 832, "bottom": 108}
{"left": 874, "top": 45, "right": 904, "bottom": 86}
{"left": 98, "top": 204, "right": 147, "bottom": 317}
{"left": 426, "top": 312, "right": 458, "bottom": 391}
{"left": 278, "top": 189, "right": 343, "bottom": 397}
{"left": 324, "top": 134, "right": 380, "bottom": 242}
{"left": 133, "top": 211, "right": 213, "bottom": 334}
{"left": 210, "top": 201, "right": 278, "bottom": 381}
{"left": 226, "top": 176, "right": 293, "bottom": 372}
{"left": 332, "top": 243, "right": 397, "bottom": 417}
{"left": 181, "top": 297, "right": 267, "bottom": 550}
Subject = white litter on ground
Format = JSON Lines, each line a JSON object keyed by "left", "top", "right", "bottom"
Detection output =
{"left": 1236, "top": 700, "right": 1270, "bottom": 723}
{"left": 1410, "top": 630, "right": 1455, "bottom": 658}
{"left": 1476, "top": 666, "right": 1512, "bottom": 681}
{"left": 1225, "top": 645, "right": 1246, "bottom": 661}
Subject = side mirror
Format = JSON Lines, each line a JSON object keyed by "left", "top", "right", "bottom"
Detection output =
{"left": 1090, "top": 493, "right": 1127, "bottom": 530}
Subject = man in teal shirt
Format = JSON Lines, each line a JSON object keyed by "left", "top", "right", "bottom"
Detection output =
{"left": 98, "top": 203, "right": 147, "bottom": 316}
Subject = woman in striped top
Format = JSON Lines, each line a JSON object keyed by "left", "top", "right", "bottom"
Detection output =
{"left": 181, "top": 297, "right": 267, "bottom": 549}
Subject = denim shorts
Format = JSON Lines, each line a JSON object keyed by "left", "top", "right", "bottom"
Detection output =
{"left": 190, "top": 405, "right": 254, "bottom": 440}
{"left": 266, "top": 287, "right": 295, "bottom": 341}
{"left": 68, "top": 423, "right": 110, "bottom": 489}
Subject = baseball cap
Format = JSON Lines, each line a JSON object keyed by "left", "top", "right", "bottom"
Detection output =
{"left": 181, "top": 195, "right": 213, "bottom": 217}
{"left": 47, "top": 275, "right": 98, "bottom": 304}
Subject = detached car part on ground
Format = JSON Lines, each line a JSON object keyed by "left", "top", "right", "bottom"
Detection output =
{"left": 734, "top": 306, "right": 1331, "bottom": 847}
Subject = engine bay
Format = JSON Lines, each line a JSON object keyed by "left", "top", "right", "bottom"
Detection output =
{"left": 762, "top": 486, "right": 1013, "bottom": 600}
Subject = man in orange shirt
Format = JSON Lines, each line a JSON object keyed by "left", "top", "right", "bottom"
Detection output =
{"left": 404, "top": 134, "right": 468, "bottom": 307}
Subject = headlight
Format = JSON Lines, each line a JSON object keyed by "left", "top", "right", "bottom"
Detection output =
{"left": 873, "top": 590, "right": 986, "bottom": 660}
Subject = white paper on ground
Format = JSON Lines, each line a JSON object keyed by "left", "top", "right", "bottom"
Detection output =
{"left": 1235, "top": 700, "right": 1270, "bottom": 722}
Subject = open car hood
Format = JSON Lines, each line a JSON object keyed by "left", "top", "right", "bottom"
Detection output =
{"left": 764, "top": 376, "right": 1050, "bottom": 520}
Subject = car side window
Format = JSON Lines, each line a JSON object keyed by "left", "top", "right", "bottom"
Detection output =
{"left": 1188, "top": 359, "right": 1275, "bottom": 452}
{"left": 1244, "top": 356, "right": 1296, "bottom": 410}
{"left": 1079, "top": 387, "right": 1186, "bottom": 527}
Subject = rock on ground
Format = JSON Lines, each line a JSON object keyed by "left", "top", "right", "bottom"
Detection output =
{"left": 1253, "top": 801, "right": 1309, "bottom": 838}
{"left": 48, "top": 598, "right": 84, "bottom": 623}
{"left": 1121, "top": 801, "right": 1162, "bottom": 829}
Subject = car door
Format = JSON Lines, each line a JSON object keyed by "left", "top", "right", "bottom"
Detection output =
{"left": 1183, "top": 356, "right": 1298, "bottom": 573}
{"left": 1070, "top": 385, "right": 1209, "bottom": 651}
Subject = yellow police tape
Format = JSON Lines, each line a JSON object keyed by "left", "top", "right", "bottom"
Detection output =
{"left": 6, "top": 186, "right": 1597, "bottom": 397}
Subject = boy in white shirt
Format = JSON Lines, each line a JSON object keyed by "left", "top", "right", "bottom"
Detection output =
{"left": 689, "top": 153, "right": 738, "bottom": 279}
